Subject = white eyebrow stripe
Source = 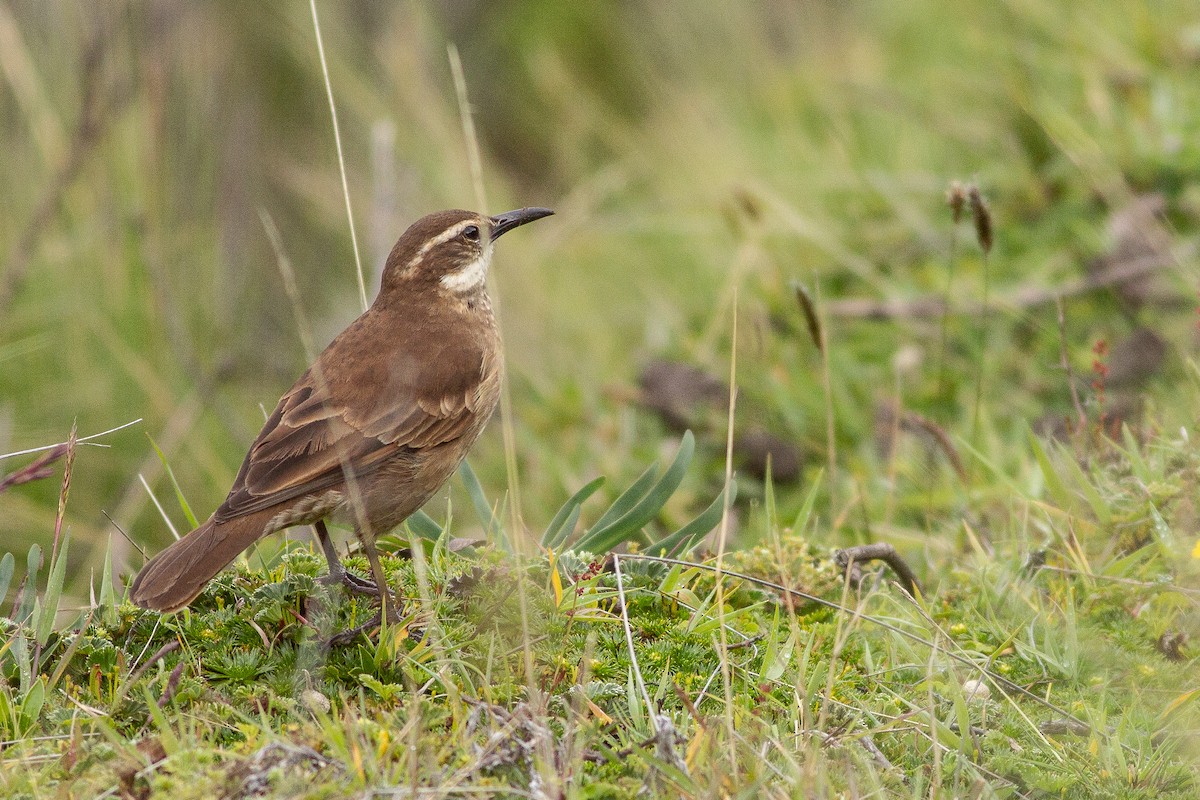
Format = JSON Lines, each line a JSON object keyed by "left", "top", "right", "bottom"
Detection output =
{"left": 403, "top": 220, "right": 478, "bottom": 271}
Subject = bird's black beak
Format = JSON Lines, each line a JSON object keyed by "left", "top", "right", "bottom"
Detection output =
{"left": 489, "top": 207, "right": 554, "bottom": 240}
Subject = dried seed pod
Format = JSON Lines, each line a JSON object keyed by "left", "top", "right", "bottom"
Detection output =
{"left": 968, "top": 185, "right": 993, "bottom": 254}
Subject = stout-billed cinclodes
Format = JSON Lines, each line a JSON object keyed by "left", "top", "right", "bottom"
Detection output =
{"left": 130, "top": 207, "right": 553, "bottom": 620}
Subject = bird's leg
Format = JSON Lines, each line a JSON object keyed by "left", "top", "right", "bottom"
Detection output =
{"left": 360, "top": 533, "right": 402, "bottom": 625}
{"left": 323, "top": 530, "right": 404, "bottom": 647}
{"left": 314, "top": 520, "right": 380, "bottom": 595}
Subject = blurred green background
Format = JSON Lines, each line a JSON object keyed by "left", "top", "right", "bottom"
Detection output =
{"left": 2, "top": 1, "right": 1198, "bottom": 595}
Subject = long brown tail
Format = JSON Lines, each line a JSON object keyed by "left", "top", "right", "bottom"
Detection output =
{"left": 130, "top": 510, "right": 274, "bottom": 612}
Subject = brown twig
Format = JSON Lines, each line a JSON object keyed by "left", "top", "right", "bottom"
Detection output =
{"left": 835, "top": 543, "right": 922, "bottom": 597}
{"left": 822, "top": 245, "right": 1192, "bottom": 320}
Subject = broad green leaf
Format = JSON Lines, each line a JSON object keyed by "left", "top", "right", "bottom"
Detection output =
{"left": 406, "top": 511, "right": 443, "bottom": 541}
{"left": 576, "top": 432, "right": 695, "bottom": 554}
{"left": 100, "top": 537, "right": 118, "bottom": 626}
{"left": 764, "top": 630, "right": 798, "bottom": 683}
{"left": 459, "top": 461, "right": 503, "bottom": 539}
{"left": 1147, "top": 500, "right": 1175, "bottom": 556}
{"left": 588, "top": 463, "right": 660, "bottom": 534}
{"left": 650, "top": 480, "right": 736, "bottom": 558}
{"left": 0, "top": 552, "right": 13, "bottom": 607}
{"left": 541, "top": 475, "right": 606, "bottom": 548}
{"left": 37, "top": 531, "right": 70, "bottom": 646}
{"left": 626, "top": 668, "right": 646, "bottom": 731}
{"left": 142, "top": 686, "right": 181, "bottom": 751}
{"left": 20, "top": 677, "right": 45, "bottom": 734}
{"left": 790, "top": 470, "right": 823, "bottom": 532}
{"left": 47, "top": 609, "right": 93, "bottom": 692}
{"left": 548, "top": 505, "right": 583, "bottom": 553}
{"left": 16, "top": 544, "right": 41, "bottom": 625}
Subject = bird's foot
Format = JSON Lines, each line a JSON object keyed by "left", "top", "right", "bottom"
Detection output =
{"left": 319, "top": 567, "right": 383, "bottom": 597}
{"left": 323, "top": 599, "right": 406, "bottom": 648}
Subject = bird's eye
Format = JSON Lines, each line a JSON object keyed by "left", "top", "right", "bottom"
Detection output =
{"left": 462, "top": 225, "right": 480, "bottom": 241}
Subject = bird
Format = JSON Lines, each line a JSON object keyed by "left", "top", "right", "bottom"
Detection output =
{"left": 130, "top": 206, "right": 553, "bottom": 623}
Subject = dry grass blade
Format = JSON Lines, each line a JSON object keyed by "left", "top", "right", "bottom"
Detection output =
{"left": 308, "top": 0, "right": 367, "bottom": 313}
{"left": 0, "top": 418, "right": 142, "bottom": 462}
{"left": 969, "top": 183, "right": 993, "bottom": 444}
{"left": 0, "top": 444, "right": 67, "bottom": 495}
{"left": 824, "top": 240, "right": 1195, "bottom": 320}
{"left": 713, "top": 289, "right": 740, "bottom": 766}
{"left": 611, "top": 554, "right": 655, "bottom": 733}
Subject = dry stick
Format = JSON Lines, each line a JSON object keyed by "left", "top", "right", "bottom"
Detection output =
{"left": 623, "top": 553, "right": 1109, "bottom": 745}
{"left": 108, "top": 396, "right": 201, "bottom": 567}
{"left": 127, "top": 639, "right": 180, "bottom": 685}
{"left": 823, "top": 245, "right": 1190, "bottom": 320}
{"left": 103, "top": 511, "right": 146, "bottom": 560}
{"left": 309, "top": 0, "right": 367, "bottom": 313}
{"left": 1056, "top": 296, "right": 1087, "bottom": 431}
{"left": 713, "top": 289, "right": 740, "bottom": 772}
{"left": 834, "top": 543, "right": 921, "bottom": 597}
{"left": 1039, "top": 564, "right": 1200, "bottom": 598}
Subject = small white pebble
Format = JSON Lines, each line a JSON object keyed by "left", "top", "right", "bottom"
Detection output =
{"left": 892, "top": 345, "right": 923, "bottom": 375}
{"left": 962, "top": 679, "right": 990, "bottom": 703}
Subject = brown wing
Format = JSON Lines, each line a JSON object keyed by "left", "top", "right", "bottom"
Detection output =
{"left": 214, "top": 306, "right": 494, "bottom": 522}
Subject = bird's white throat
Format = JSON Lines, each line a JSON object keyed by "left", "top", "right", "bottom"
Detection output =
{"left": 440, "top": 247, "right": 492, "bottom": 293}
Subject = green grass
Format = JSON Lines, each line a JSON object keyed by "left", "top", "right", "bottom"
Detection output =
{"left": 3, "top": 431, "right": 1199, "bottom": 796}
{"left": 2, "top": 0, "right": 1200, "bottom": 796}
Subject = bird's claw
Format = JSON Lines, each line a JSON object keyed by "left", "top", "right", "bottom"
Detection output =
{"left": 319, "top": 568, "right": 382, "bottom": 596}
{"left": 323, "top": 601, "right": 406, "bottom": 648}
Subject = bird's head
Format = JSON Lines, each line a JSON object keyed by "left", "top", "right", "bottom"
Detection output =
{"left": 380, "top": 207, "right": 553, "bottom": 298}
